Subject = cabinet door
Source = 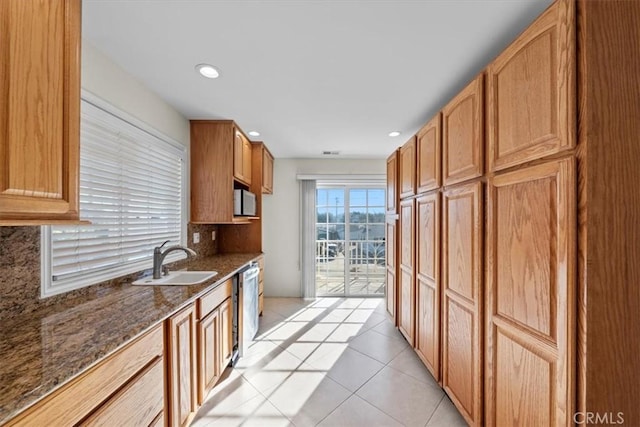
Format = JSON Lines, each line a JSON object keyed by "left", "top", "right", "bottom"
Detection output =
{"left": 487, "top": 0, "right": 575, "bottom": 172}
{"left": 167, "top": 305, "right": 197, "bottom": 427}
{"left": 233, "top": 130, "right": 245, "bottom": 183}
{"left": 242, "top": 137, "right": 253, "bottom": 185}
{"left": 442, "top": 75, "right": 484, "bottom": 186}
{"left": 386, "top": 150, "right": 399, "bottom": 214}
{"left": 399, "top": 137, "right": 417, "bottom": 199}
{"left": 486, "top": 158, "right": 575, "bottom": 426}
{"left": 219, "top": 298, "right": 233, "bottom": 368}
{"left": 197, "top": 308, "right": 220, "bottom": 406}
{"left": 442, "top": 181, "right": 483, "bottom": 426}
{"left": 415, "top": 192, "right": 440, "bottom": 382}
{"left": 0, "top": 0, "right": 80, "bottom": 222}
{"left": 385, "top": 216, "right": 397, "bottom": 323}
{"left": 417, "top": 114, "right": 441, "bottom": 193}
{"left": 398, "top": 198, "right": 415, "bottom": 344}
{"left": 262, "top": 148, "right": 274, "bottom": 194}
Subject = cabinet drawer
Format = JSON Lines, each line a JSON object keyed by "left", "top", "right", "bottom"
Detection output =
{"left": 81, "top": 357, "right": 164, "bottom": 426}
{"left": 198, "top": 278, "right": 232, "bottom": 319}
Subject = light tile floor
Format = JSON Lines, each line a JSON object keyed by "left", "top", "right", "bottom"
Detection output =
{"left": 192, "top": 297, "right": 468, "bottom": 427}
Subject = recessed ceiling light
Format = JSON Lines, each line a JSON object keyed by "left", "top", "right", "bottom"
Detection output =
{"left": 248, "top": 131, "right": 260, "bottom": 137}
{"left": 388, "top": 131, "right": 401, "bottom": 137}
{"left": 195, "top": 63, "right": 220, "bottom": 79}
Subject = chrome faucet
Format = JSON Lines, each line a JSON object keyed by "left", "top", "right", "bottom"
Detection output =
{"left": 152, "top": 241, "right": 197, "bottom": 279}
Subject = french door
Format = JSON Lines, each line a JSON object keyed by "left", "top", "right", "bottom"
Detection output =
{"left": 315, "top": 186, "right": 386, "bottom": 297}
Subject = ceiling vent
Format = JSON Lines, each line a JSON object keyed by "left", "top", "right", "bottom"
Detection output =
{"left": 322, "top": 151, "right": 340, "bottom": 156}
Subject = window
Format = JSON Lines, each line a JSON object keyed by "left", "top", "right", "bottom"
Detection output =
{"left": 41, "top": 94, "right": 187, "bottom": 297}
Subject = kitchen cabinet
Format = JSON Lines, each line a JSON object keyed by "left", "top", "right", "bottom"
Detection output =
{"left": 441, "top": 181, "right": 482, "bottom": 426}
{"left": 191, "top": 121, "right": 257, "bottom": 224}
{"left": 81, "top": 358, "right": 164, "bottom": 426}
{"left": 196, "top": 279, "right": 233, "bottom": 405}
{"left": 487, "top": 0, "right": 574, "bottom": 172}
{"left": 398, "top": 198, "right": 415, "bottom": 345}
{"left": 0, "top": 0, "right": 81, "bottom": 224}
{"left": 234, "top": 130, "right": 252, "bottom": 186}
{"left": 386, "top": 150, "right": 399, "bottom": 214}
{"left": 255, "top": 144, "right": 274, "bottom": 194}
{"left": 399, "top": 136, "right": 417, "bottom": 199}
{"left": 415, "top": 191, "right": 440, "bottom": 382}
{"left": 442, "top": 74, "right": 484, "bottom": 186}
{"left": 416, "top": 114, "right": 441, "bottom": 193}
{"left": 4, "top": 325, "right": 164, "bottom": 426}
{"left": 167, "top": 305, "right": 198, "bottom": 427}
{"left": 385, "top": 150, "right": 399, "bottom": 323}
{"left": 486, "top": 158, "right": 575, "bottom": 426}
{"left": 384, "top": 0, "right": 640, "bottom": 424}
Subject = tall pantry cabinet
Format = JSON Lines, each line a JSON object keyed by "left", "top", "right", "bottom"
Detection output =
{"left": 385, "top": 150, "right": 399, "bottom": 324}
{"left": 385, "top": 0, "right": 640, "bottom": 424}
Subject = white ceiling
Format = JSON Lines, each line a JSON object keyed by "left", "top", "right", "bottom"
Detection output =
{"left": 83, "top": 0, "right": 553, "bottom": 159}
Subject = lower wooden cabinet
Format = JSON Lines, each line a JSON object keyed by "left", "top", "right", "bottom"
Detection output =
{"left": 398, "top": 198, "right": 416, "bottom": 344}
{"left": 385, "top": 215, "right": 398, "bottom": 323}
{"left": 442, "top": 181, "right": 483, "bottom": 426}
{"left": 81, "top": 358, "right": 164, "bottom": 426}
{"left": 167, "top": 305, "right": 198, "bottom": 427}
{"left": 196, "top": 280, "right": 234, "bottom": 407}
{"left": 415, "top": 191, "right": 440, "bottom": 382}
{"left": 485, "top": 158, "right": 575, "bottom": 426}
{"left": 197, "top": 308, "right": 221, "bottom": 405}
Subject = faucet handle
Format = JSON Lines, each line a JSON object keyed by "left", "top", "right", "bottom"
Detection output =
{"left": 159, "top": 240, "right": 170, "bottom": 249}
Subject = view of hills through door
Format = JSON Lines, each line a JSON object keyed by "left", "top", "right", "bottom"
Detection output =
{"left": 316, "top": 186, "right": 386, "bottom": 296}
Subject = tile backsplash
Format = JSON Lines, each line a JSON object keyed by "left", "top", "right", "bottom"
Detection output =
{"left": 0, "top": 224, "right": 218, "bottom": 322}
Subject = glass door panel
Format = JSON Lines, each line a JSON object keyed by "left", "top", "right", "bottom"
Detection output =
{"left": 316, "top": 186, "right": 385, "bottom": 297}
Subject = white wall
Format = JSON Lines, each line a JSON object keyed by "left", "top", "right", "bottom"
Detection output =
{"left": 81, "top": 40, "right": 190, "bottom": 146}
{"left": 262, "top": 158, "right": 385, "bottom": 297}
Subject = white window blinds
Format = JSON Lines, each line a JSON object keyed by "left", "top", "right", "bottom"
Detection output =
{"left": 42, "top": 96, "right": 186, "bottom": 297}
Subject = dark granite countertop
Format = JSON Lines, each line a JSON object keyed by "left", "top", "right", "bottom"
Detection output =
{"left": 0, "top": 253, "right": 261, "bottom": 424}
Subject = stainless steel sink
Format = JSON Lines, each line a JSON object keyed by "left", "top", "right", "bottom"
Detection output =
{"left": 132, "top": 271, "right": 218, "bottom": 286}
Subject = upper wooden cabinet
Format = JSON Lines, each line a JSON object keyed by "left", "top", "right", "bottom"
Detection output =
{"left": 415, "top": 191, "right": 440, "bottom": 382}
{"left": 486, "top": 158, "right": 575, "bottom": 426}
{"left": 191, "top": 121, "right": 258, "bottom": 224}
{"left": 442, "top": 181, "right": 483, "bottom": 426}
{"left": 0, "top": 0, "right": 81, "bottom": 224}
{"left": 252, "top": 142, "right": 274, "bottom": 195}
{"left": 487, "top": 0, "right": 575, "bottom": 172}
{"left": 417, "top": 114, "right": 441, "bottom": 193}
{"left": 234, "top": 130, "right": 252, "bottom": 186}
{"left": 399, "top": 137, "right": 417, "bottom": 199}
{"left": 386, "top": 150, "right": 399, "bottom": 214}
{"left": 442, "top": 75, "right": 484, "bottom": 186}
{"left": 261, "top": 146, "right": 274, "bottom": 194}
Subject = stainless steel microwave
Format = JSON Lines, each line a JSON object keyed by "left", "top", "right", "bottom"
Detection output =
{"left": 234, "top": 189, "right": 256, "bottom": 216}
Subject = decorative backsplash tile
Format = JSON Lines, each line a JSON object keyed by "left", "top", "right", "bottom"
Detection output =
{"left": 0, "top": 224, "right": 219, "bottom": 322}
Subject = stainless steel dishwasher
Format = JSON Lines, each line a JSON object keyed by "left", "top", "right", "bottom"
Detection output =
{"left": 231, "top": 261, "right": 260, "bottom": 364}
